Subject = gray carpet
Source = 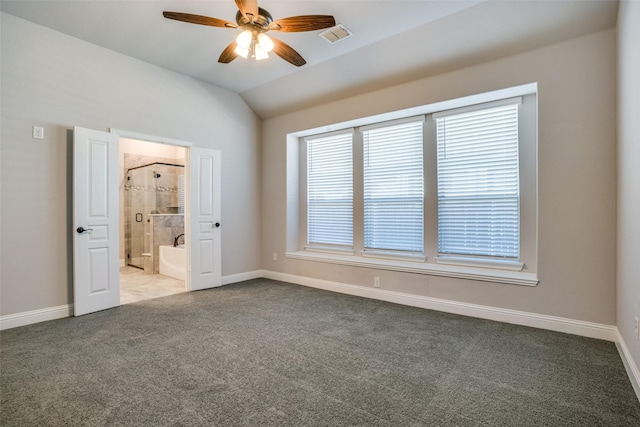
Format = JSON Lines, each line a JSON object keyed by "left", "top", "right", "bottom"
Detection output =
{"left": 1, "top": 279, "right": 639, "bottom": 426}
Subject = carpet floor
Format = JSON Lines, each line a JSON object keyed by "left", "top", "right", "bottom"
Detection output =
{"left": 1, "top": 279, "right": 639, "bottom": 426}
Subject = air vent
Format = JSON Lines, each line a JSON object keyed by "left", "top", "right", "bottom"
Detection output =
{"left": 319, "top": 24, "right": 353, "bottom": 44}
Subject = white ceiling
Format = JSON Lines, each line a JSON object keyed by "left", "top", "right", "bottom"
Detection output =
{"left": 1, "top": 0, "right": 619, "bottom": 118}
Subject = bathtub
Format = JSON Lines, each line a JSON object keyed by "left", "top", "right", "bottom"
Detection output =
{"left": 159, "top": 245, "right": 186, "bottom": 281}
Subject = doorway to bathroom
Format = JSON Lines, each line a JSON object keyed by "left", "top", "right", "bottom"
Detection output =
{"left": 119, "top": 138, "right": 187, "bottom": 304}
{"left": 73, "top": 126, "right": 222, "bottom": 316}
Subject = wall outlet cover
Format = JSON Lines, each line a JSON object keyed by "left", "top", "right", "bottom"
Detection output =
{"left": 32, "top": 126, "right": 44, "bottom": 140}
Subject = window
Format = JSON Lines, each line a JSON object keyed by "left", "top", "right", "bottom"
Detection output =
{"left": 363, "top": 119, "right": 424, "bottom": 254}
{"left": 290, "top": 85, "right": 537, "bottom": 286}
{"left": 435, "top": 101, "right": 520, "bottom": 260}
{"left": 306, "top": 131, "right": 353, "bottom": 248}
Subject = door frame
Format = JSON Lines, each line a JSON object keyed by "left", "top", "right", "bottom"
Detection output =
{"left": 111, "top": 128, "right": 194, "bottom": 291}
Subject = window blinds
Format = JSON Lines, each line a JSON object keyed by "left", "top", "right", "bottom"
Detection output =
{"left": 436, "top": 103, "right": 520, "bottom": 259}
{"left": 363, "top": 119, "right": 424, "bottom": 253}
{"left": 307, "top": 132, "right": 353, "bottom": 247}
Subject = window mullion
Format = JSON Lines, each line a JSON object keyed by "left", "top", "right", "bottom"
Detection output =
{"left": 352, "top": 130, "right": 365, "bottom": 253}
{"left": 423, "top": 116, "right": 439, "bottom": 260}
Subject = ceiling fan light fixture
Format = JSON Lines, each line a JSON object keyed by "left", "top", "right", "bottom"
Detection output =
{"left": 254, "top": 45, "right": 269, "bottom": 61}
{"left": 258, "top": 33, "right": 274, "bottom": 53}
{"left": 234, "top": 45, "right": 250, "bottom": 58}
{"left": 236, "top": 29, "right": 253, "bottom": 49}
{"left": 254, "top": 43, "right": 269, "bottom": 60}
{"left": 235, "top": 30, "right": 272, "bottom": 60}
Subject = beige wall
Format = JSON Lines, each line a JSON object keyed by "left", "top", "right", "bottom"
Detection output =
{"left": 262, "top": 29, "right": 617, "bottom": 325}
{"left": 617, "top": 1, "right": 640, "bottom": 370}
{"left": 0, "top": 13, "right": 262, "bottom": 316}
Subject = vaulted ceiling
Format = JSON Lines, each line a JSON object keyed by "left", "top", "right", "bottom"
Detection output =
{"left": 1, "top": 0, "right": 618, "bottom": 118}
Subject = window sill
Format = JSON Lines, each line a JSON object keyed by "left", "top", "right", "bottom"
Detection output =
{"left": 303, "top": 246, "right": 355, "bottom": 256}
{"left": 435, "top": 255, "right": 524, "bottom": 271}
{"left": 361, "top": 250, "right": 426, "bottom": 262}
{"left": 286, "top": 251, "right": 538, "bottom": 287}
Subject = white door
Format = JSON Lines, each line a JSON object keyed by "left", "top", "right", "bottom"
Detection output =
{"left": 73, "top": 127, "right": 120, "bottom": 316}
{"left": 189, "top": 147, "right": 222, "bottom": 290}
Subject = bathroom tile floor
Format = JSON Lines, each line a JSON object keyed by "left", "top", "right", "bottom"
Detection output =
{"left": 120, "top": 266, "right": 185, "bottom": 305}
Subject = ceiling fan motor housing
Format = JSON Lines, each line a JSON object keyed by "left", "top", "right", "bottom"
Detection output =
{"left": 236, "top": 8, "right": 273, "bottom": 31}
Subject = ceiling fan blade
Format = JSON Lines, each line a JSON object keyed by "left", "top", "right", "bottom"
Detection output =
{"left": 218, "top": 41, "right": 238, "bottom": 64}
{"left": 271, "top": 37, "right": 306, "bottom": 67}
{"left": 269, "top": 15, "right": 336, "bottom": 32}
{"left": 163, "top": 12, "right": 237, "bottom": 29}
{"left": 235, "top": 0, "right": 259, "bottom": 21}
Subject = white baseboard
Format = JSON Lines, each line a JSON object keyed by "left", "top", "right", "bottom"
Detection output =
{"left": 616, "top": 330, "right": 640, "bottom": 402}
{"left": 0, "top": 304, "right": 73, "bottom": 331}
{"left": 262, "top": 270, "right": 617, "bottom": 342}
{"left": 222, "top": 270, "right": 263, "bottom": 285}
{"left": 0, "top": 269, "right": 617, "bottom": 345}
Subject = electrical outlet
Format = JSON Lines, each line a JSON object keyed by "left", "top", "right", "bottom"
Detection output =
{"left": 32, "top": 126, "right": 44, "bottom": 140}
{"left": 272, "top": 252, "right": 278, "bottom": 261}
{"left": 635, "top": 317, "right": 639, "bottom": 340}
{"left": 374, "top": 277, "right": 381, "bottom": 288}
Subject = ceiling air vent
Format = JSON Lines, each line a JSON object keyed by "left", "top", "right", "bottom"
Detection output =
{"left": 319, "top": 24, "right": 353, "bottom": 44}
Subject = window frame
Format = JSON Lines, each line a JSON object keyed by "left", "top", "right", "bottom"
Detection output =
{"left": 289, "top": 84, "right": 538, "bottom": 286}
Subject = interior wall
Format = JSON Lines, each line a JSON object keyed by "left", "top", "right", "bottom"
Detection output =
{"left": 262, "top": 29, "right": 617, "bottom": 325}
{"left": 617, "top": 1, "right": 640, "bottom": 368}
{"left": 0, "top": 12, "right": 261, "bottom": 316}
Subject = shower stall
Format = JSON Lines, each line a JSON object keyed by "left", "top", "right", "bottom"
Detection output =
{"left": 124, "top": 162, "right": 185, "bottom": 270}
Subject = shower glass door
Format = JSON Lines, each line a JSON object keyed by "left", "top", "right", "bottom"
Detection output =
{"left": 126, "top": 166, "right": 156, "bottom": 268}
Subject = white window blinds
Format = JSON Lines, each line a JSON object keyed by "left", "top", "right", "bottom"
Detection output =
{"left": 436, "top": 102, "right": 520, "bottom": 259}
{"left": 363, "top": 119, "right": 424, "bottom": 253}
{"left": 307, "top": 131, "right": 353, "bottom": 248}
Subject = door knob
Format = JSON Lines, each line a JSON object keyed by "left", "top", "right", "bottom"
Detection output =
{"left": 76, "top": 227, "right": 93, "bottom": 234}
{"left": 215, "top": 222, "right": 220, "bottom": 228}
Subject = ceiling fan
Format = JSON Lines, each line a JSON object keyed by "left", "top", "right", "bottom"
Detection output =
{"left": 163, "top": 0, "right": 336, "bottom": 67}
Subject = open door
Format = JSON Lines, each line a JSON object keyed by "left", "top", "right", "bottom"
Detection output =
{"left": 73, "top": 127, "right": 120, "bottom": 316}
{"left": 189, "top": 147, "right": 222, "bottom": 290}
